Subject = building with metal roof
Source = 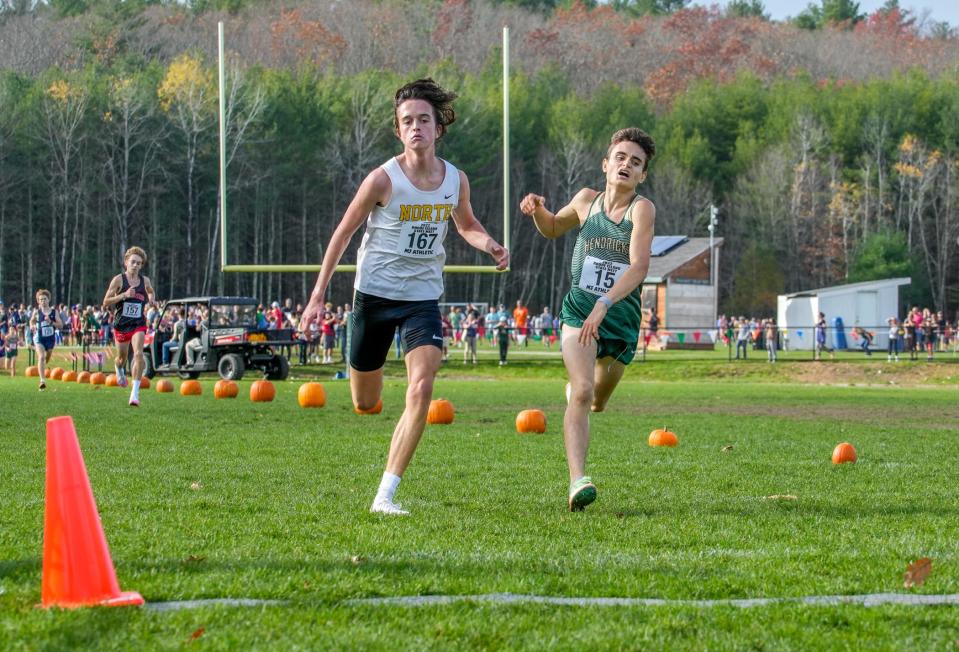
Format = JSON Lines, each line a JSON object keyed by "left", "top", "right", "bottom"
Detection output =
{"left": 642, "top": 236, "right": 724, "bottom": 345}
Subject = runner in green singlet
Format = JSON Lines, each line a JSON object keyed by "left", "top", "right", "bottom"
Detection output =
{"left": 520, "top": 127, "right": 656, "bottom": 512}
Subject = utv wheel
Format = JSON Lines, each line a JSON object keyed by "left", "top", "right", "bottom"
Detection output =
{"left": 265, "top": 355, "right": 290, "bottom": 381}
{"left": 218, "top": 353, "right": 246, "bottom": 381}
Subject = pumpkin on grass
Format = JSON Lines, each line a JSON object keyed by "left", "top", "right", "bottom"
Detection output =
{"left": 516, "top": 409, "right": 547, "bottom": 434}
{"left": 50, "top": 367, "right": 64, "bottom": 380}
{"left": 155, "top": 379, "right": 174, "bottom": 393}
{"left": 105, "top": 373, "right": 118, "bottom": 387}
{"left": 139, "top": 377, "right": 151, "bottom": 389}
{"left": 76, "top": 371, "right": 91, "bottom": 384}
{"left": 427, "top": 399, "right": 455, "bottom": 425}
{"left": 250, "top": 379, "right": 275, "bottom": 402}
{"left": 354, "top": 399, "right": 383, "bottom": 415}
{"left": 180, "top": 379, "right": 202, "bottom": 396}
{"left": 61, "top": 370, "right": 77, "bottom": 382}
{"left": 214, "top": 379, "right": 238, "bottom": 399}
{"left": 25, "top": 366, "right": 39, "bottom": 377}
{"left": 832, "top": 442, "right": 857, "bottom": 464}
{"left": 89, "top": 372, "right": 106, "bottom": 385}
{"left": 648, "top": 427, "right": 678, "bottom": 447}
{"left": 298, "top": 382, "right": 326, "bottom": 408}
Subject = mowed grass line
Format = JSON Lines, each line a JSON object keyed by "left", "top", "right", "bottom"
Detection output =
{"left": 1, "top": 371, "right": 958, "bottom": 649}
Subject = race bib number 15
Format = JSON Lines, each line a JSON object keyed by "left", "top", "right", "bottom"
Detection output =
{"left": 397, "top": 221, "right": 443, "bottom": 258}
{"left": 578, "top": 255, "right": 628, "bottom": 296}
{"left": 122, "top": 302, "right": 142, "bottom": 319}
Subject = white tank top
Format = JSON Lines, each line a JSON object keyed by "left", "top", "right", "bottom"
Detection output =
{"left": 355, "top": 156, "right": 460, "bottom": 301}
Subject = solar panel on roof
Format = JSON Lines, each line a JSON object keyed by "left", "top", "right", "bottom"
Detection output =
{"left": 649, "top": 236, "right": 688, "bottom": 257}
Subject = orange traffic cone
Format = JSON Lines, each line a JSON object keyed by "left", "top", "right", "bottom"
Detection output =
{"left": 41, "top": 416, "right": 144, "bottom": 609}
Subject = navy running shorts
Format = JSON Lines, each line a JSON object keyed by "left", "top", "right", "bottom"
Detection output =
{"left": 349, "top": 290, "right": 443, "bottom": 372}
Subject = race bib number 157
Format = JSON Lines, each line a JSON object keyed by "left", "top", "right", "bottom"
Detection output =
{"left": 122, "top": 302, "right": 142, "bottom": 319}
{"left": 578, "top": 255, "right": 628, "bottom": 296}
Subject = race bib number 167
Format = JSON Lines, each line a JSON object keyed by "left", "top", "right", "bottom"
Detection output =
{"left": 397, "top": 221, "right": 443, "bottom": 258}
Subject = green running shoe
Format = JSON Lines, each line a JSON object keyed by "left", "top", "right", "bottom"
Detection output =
{"left": 568, "top": 476, "right": 597, "bottom": 512}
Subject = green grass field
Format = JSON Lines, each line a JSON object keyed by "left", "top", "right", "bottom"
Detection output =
{"left": 2, "top": 354, "right": 959, "bottom": 650}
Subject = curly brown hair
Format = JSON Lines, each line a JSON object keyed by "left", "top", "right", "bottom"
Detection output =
{"left": 393, "top": 78, "right": 458, "bottom": 139}
{"left": 607, "top": 128, "right": 656, "bottom": 172}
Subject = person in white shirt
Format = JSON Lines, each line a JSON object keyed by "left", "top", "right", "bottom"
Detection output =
{"left": 300, "top": 79, "right": 509, "bottom": 515}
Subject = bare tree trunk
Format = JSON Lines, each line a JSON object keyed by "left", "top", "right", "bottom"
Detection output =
{"left": 0, "top": 200, "right": 5, "bottom": 299}
{"left": 79, "top": 197, "right": 87, "bottom": 304}
{"left": 186, "top": 135, "right": 196, "bottom": 295}
{"left": 253, "top": 180, "right": 261, "bottom": 301}
{"left": 150, "top": 195, "right": 158, "bottom": 294}
{"left": 301, "top": 181, "right": 308, "bottom": 300}
{"left": 203, "top": 205, "right": 218, "bottom": 295}
{"left": 67, "top": 190, "right": 81, "bottom": 305}
{"left": 96, "top": 198, "right": 104, "bottom": 303}
{"left": 268, "top": 202, "right": 276, "bottom": 301}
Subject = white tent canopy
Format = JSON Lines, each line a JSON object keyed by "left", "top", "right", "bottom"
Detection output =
{"left": 777, "top": 278, "right": 911, "bottom": 350}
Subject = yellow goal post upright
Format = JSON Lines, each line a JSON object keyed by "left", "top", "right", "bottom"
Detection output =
{"left": 217, "top": 22, "right": 512, "bottom": 276}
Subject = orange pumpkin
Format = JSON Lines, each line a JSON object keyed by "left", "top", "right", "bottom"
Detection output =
{"left": 50, "top": 367, "right": 65, "bottom": 380}
{"left": 250, "top": 379, "right": 275, "bottom": 402}
{"left": 25, "top": 366, "right": 39, "bottom": 377}
{"left": 105, "top": 373, "right": 118, "bottom": 387}
{"left": 648, "top": 427, "right": 678, "bottom": 447}
{"left": 90, "top": 372, "right": 106, "bottom": 385}
{"left": 44, "top": 368, "right": 53, "bottom": 378}
{"left": 354, "top": 399, "right": 383, "bottom": 415}
{"left": 76, "top": 371, "right": 91, "bottom": 384}
{"left": 832, "top": 442, "right": 857, "bottom": 464}
{"left": 214, "top": 379, "right": 238, "bottom": 399}
{"left": 139, "top": 377, "right": 151, "bottom": 389}
{"left": 180, "top": 380, "right": 202, "bottom": 396}
{"left": 298, "top": 382, "right": 326, "bottom": 408}
{"left": 155, "top": 379, "right": 174, "bottom": 393}
{"left": 61, "top": 370, "right": 77, "bottom": 382}
{"left": 516, "top": 409, "right": 547, "bottom": 434}
{"left": 427, "top": 398, "right": 455, "bottom": 425}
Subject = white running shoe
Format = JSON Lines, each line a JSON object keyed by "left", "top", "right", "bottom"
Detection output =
{"left": 370, "top": 499, "right": 409, "bottom": 516}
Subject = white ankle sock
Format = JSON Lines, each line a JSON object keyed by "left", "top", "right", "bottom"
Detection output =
{"left": 131, "top": 379, "right": 140, "bottom": 401}
{"left": 375, "top": 472, "right": 401, "bottom": 503}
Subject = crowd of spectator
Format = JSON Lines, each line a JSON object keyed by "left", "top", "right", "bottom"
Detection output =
{"left": 2, "top": 296, "right": 955, "bottom": 374}
{"left": 714, "top": 307, "right": 955, "bottom": 362}
{"left": 441, "top": 300, "right": 561, "bottom": 365}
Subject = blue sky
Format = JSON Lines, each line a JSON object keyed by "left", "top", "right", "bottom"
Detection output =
{"left": 746, "top": 0, "right": 959, "bottom": 25}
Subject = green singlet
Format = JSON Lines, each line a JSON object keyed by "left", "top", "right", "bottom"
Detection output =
{"left": 560, "top": 192, "right": 645, "bottom": 365}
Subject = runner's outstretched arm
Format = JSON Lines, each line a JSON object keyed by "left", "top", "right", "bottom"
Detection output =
{"left": 301, "top": 169, "right": 391, "bottom": 333}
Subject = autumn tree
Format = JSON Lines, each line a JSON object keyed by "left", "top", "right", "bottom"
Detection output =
{"left": 39, "top": 72, "right": 90, "bottom": 304}
{"left": 101, "top": 70, "right": 165, "bottom": 265}
{"left": 157, "top": 53, "right": 215, "bottom": 295}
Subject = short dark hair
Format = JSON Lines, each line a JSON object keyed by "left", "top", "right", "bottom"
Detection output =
{"left": 393, "top": 78, "right": 457, "bottom": 139}
{"left": 606, "top": 128, "right": 656, "bottom": 172}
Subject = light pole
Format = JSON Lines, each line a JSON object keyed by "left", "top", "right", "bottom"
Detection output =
{"left": 709, "top": 205, "right": 718, "bottom": 324}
